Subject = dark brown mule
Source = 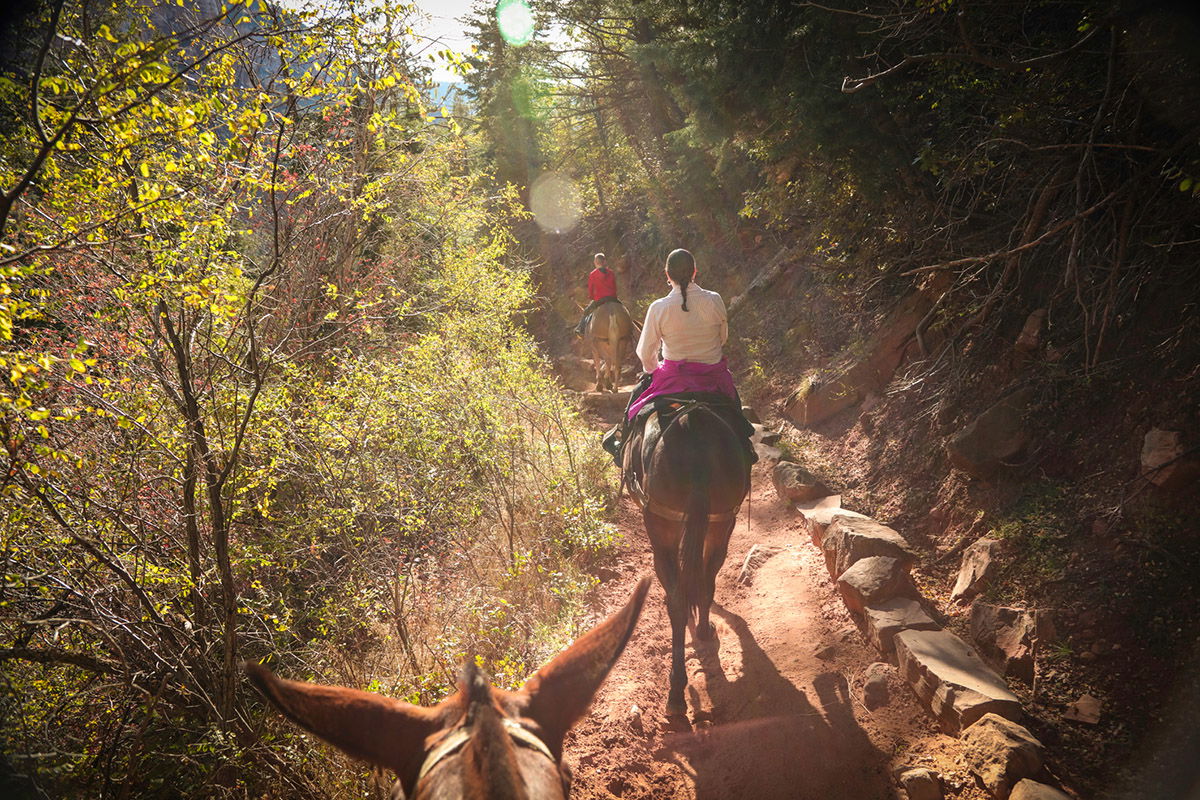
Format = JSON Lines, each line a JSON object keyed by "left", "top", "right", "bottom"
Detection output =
{"left": 246, "top": 578, "right": 649, "bottom": 800}
{"left": 625, "top": 403, "right": 751, "bottom": 716}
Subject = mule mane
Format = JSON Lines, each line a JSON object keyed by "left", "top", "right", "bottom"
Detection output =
{"left": 417, "top": 664, "right": 559, "bottom": 799}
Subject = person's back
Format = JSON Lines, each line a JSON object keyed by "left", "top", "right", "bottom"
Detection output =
{"left": 603, "top": 248, "right": 754, "bottom": 465}
{"left": 575, "top": 252, "right": 619, "bottom": 336}
{"left": 637, "top": 283, "right": 726, "bottom": 373}
{"left": 588, "top": 262, "right": 617, "bottom": 302}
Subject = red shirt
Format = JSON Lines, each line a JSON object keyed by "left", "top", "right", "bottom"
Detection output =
{"left": 588, "top": 267, "right": 617, "bottom": 301}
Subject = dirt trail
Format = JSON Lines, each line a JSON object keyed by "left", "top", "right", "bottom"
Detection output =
{"left": 559, "top": 368, "right": 973, "bottom": 800}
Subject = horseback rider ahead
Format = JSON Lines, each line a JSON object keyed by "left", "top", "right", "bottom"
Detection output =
{"left": 603, "top": 248, "right": 755, "bottom": 464}
{"left": 575, "top": 252, "right": 619, "bottom": 336}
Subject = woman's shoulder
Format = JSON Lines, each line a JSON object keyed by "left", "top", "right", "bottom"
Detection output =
{"left": 649, "top": 292, "right": 675, "bottom": 307}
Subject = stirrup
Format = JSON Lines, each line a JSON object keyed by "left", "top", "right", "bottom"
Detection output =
{"left": 602, "top": 426, "right": 625, "bottom": 467}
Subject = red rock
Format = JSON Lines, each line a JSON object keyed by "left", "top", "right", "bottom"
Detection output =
{"left": 1140, "top": 428, "right": 1200, "bottom": 491}
{"left": 771, "top": 461, "right": 832, "bottom": 503}
{"left": 1010, "top": 779, "right": 1071, "bottom": 799}
{"left": 793, "top": 497, "right": 867, "bottom": 547}
{"left": 837, "top": 556, "right": 917, "bottom": 615}
{"left": 863, "top": 598, "right": 940, "bottom": 658}
{"left": 822, "top": 516, "right": 916, "bottom": 579}
{"left": 969, "top": 603, "right": 1036, "bottom": 684}
{"left": 895, "top": 630, "right": 1022, "bottom": 734}
{"left": 951, "top": 538, "right": 1003, "bottom": 602}
{"left": 962, "top": 714, "right": 1045, "bottom": 797}
{"left": 1014, "top": 309, "right": 1047, "bottom": 353}
{"left": 946, "top": 388, "right": 1034, "bottom": 480}
{"left": 1063, "top": 693, "right": 1101, "bottom": 724}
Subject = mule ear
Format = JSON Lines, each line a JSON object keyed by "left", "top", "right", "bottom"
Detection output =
{"left": 520, "top": 577, "right": 650, "bottom": 749}
{"left": 245, "top": 663, "right": 441, "bottom": 777}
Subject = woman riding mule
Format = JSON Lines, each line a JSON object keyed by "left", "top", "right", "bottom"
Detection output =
{"left": 610, "top": 248, "right": 754, "bottom": 718}
{"left": 603, "top": 248, "right": 754, "bottom": 463}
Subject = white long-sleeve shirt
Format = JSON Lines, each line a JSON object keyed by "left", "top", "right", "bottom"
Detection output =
{"left": 635, "top": 282, "right": 728, "bottom": 373}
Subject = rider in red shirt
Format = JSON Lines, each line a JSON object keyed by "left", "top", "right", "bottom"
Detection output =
{"left": 575, "top": 253, "right": 619, "bottom": 335}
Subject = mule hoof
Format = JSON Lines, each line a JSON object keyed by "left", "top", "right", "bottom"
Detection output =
{"left": 696, "top": 621, "right": 715, "bottom": 641}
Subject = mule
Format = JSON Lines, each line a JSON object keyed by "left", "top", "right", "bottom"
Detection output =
{"left": 246, "top": 578, "right": 649, "bottom": 800}
{"left": 623, "top": 402, "right": 751, "bottom": 716}
{"left": 585, "top": 300, "right": 633, "bottom": 392}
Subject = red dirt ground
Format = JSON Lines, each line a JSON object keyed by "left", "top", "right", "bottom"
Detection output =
{"left": 561, "top": 450, "right": 988, "bottom": 800}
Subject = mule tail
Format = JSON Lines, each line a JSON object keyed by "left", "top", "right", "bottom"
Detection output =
{"left": 680, "top": 434, "right": 710, "bottom": 624}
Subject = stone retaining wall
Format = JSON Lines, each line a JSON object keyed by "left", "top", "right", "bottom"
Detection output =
{"left": 785, "top": 479, "right": 1070, "bottom": 799}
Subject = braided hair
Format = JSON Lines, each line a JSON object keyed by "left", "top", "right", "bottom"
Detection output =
{"left": 665, "top": 248, "right": 696, "bottom": 311}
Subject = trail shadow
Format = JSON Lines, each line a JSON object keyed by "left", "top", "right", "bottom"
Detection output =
{"left": 660, "top": 604, "right": 897, "bottom": 800}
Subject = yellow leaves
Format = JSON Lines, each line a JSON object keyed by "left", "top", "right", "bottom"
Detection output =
{"left": 139, "top": 162, "right": 150, "bottom": 178}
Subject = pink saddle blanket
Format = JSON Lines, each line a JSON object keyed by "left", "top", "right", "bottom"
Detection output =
{"left": 627, "top": 358, "right": 736, "bottom": 419}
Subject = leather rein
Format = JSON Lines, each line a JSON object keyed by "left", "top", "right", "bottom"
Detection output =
{"left": 417, "top": 717, "right": 556, "bottom": 784}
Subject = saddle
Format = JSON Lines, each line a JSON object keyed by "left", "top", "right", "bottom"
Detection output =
{"left": 618, "top": 392, "right": 756, "bottom": 504}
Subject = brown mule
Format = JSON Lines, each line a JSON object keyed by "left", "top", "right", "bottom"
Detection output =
{"left": 625, "top": 404, "right": 751, "bottom": 717}
{"left": 246, "top": 578, "right": 649, "bottom": 799}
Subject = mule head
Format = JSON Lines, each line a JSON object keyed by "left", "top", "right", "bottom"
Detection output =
{"left": 246, "top": 577, "right": 649, "bottom": 799}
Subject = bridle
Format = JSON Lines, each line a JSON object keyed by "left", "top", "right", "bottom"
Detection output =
{"left": 416, "top": 717, "right": 557, "bottom": 784}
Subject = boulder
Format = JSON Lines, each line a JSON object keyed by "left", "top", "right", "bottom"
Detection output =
{"left": 772, "top": 461, "right": 832, "bottom": 504}
{"left": 1014, "top": 309, "right": 1047, "bottom": 353}
{"left": 1140, "top": 428, "right": 1200, "bottom": 491}
{"left": 961, "top": 713, "right": 1045, "bottom": 797}
{"left": 946, "top": 387, "right": 1035, "bottom": 480}
{"left": 754, "top": 443, "right": 784, "bottom": 463}
{"left": 784, "top": 366, "right": 872, "bottom": 427}
{"left": 793, "top": 496, "right": 868, "bottom": 547}
{"left": 898, "top": 767, "right": 943, "bottom": 800}
{"left": 785, "top": 288, "right": 936, "bottom": 428}
{"left": 751, "top": 425, "right": 782, "bottom": 446}
{"left": 823, "top": 516, "right": 916, "bottom": 579}
{"left": 863, "top": 662, "right": 895, "bottom": 710}
{"left": 970, "top": 603, "right": 1036, "bottom": 684}
{"left": 1009, "top": 779, "right": 1071, "bottom": 800}
{"left": 863, "top": 598, "right": 940, "bottom": 658}
{"left": 951, "top": 538, "right": 1003, "bottom": 602}
{"left": 894, "top": 630, "right": 1022, "bottom": 734}
{"left": 837, "top": 556, "right": 918, "bottom": 615}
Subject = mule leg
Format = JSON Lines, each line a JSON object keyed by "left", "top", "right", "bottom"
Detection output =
{"left": 646, "top": 514, "right": 688, "bottom": 716}
{"left": 590, "top": 342, "right": 603, "bottom": 391}
{"left": 609, "top": 342, "right": 621, "bottom": 391}
{"left": 696, "top": 520, "right": 734, "bottom": 641}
